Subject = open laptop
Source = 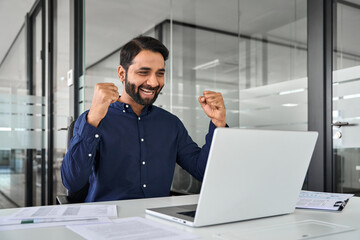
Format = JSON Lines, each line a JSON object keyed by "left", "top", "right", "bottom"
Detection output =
{"left": 146, "top": 128, "right": 318, "bottom": 227}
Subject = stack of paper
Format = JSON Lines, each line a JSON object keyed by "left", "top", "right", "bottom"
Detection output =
{"left": 67, "top": 217, "right": 198, "bottom": 240}
{"left": 296, "top": 191, "right": 354, "bottom": 211}
{"left": 1, "top": 205, "right": 199, "bottom": 239}
{"left": 0, "top": 204, "right": 117, "bottom": 231}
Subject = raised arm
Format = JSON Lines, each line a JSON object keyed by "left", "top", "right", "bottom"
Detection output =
{"left": 177, "top": 91, "right": 227, "bottom": 181}
{"left": 61, "top": 83, "right": 119, "bottom": 192}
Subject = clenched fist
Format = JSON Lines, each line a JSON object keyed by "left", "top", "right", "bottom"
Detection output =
{"left": 87, "top": 83, "right": 119, "bottom": 127}
{"left": 198, "top": 91, "right": 226, "bottom": 127}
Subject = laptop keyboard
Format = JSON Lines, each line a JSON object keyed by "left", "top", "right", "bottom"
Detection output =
{"left": 178, "top": 210, "right": 196, "bottom": 218}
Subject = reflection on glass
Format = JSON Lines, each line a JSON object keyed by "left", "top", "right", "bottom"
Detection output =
{"left": 53, "top": 0, "right": 71, "bottom": 203}
{"left": 333, "top": 2, "right": 360, "bottom": 194}
{"left": 33, "top": 8, "right": 45, "bottom": 207}
{"left": 238, "top": 0, "right": 307, "bottom": 131}
{"left": 0, "top": 25, "right": 27, "bottom": 208}
{"left": 0, "top": 21, "right": 46, "bottom": 207}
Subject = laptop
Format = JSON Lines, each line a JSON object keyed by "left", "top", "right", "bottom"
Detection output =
{"left": 146, "top": 128, "right": 318, "bottom": 227}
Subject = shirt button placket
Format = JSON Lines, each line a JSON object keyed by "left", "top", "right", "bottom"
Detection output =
{"left": 138, "top": 115, "right": 147, "bottom": 194}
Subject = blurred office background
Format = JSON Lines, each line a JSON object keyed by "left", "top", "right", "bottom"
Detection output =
{"left": 0, "top": 0, "right": 359, "bottom": 208}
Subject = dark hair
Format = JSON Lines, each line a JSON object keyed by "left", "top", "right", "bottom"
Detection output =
{"left": 120, "top": 36, "right": 169, "bottom": 71}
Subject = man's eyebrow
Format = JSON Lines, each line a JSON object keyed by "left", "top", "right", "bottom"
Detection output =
{"left": 136, "top": 67, "right": 165, "bottom": 72}
{"left": 137, "top": 67, "right": 151, "bottom": 71}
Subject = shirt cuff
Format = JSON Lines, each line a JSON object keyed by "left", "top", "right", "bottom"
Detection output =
{"left": 209, "top": 120, "right": 217, "bottom": 133}
{"left": 209, "top": 121, "right": 229, "bottom": 131}
{"left": 77, "top": 112, "right": 103, "bottom": 143}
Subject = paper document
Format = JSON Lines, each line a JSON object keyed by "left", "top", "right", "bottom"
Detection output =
{"left": 67, "top": 217, "right": 198, "bottom": 240}
{"left": 7, "top": 204, "right": 117, "bottom": 219}
{"left": 296, "top": 191, "right": 354, "bottom": 211}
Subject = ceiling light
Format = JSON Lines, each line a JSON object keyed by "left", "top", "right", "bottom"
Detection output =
{"left": 193, "top": 59, "right": 220, "bottom": 70}
{"left": 343, "top": 93, "right": 360, "bottom": 99}
{"left": 282, "top": 103, "right": 298, "bottom": 107}
{"left": 279, "top": 88, "right": 305, "bottom": 95}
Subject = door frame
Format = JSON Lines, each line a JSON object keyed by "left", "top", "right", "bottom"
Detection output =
{"left": 25, "top": 0, "right": 48, "bottom": 206}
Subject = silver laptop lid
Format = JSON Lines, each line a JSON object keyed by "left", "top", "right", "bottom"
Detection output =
{"left": 194, "top": 128, "right": 318, "bottom": 227}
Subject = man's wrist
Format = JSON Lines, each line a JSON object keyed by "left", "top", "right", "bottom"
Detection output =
{"left": 86, "top": 112, "right": 101, "bottom": 128}
{"left": 212, "top": 119, "right": 226, "bottom": 128}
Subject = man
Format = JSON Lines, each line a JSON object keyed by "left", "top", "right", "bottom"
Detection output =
{"left": 61, "top": 36, "right": 226, "bottom": 202}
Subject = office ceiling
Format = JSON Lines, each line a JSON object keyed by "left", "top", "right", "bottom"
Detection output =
{"left": 0, "top": 0, "right": 35, "bottom": 65}
{"left": 348, "top": 0, "right": 360, "bottom": 4}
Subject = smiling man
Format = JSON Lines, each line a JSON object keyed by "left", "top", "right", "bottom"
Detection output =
{"left": 61, "top": 36, "right": 227, "bottom": 202}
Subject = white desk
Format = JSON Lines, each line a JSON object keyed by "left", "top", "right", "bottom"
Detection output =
{"left": 0, "top": 195, "right": 359, "bottom": 239}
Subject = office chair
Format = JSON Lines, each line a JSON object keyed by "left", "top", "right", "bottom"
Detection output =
{"left": 56, "top": 120, "right": 89, "bottom": 204}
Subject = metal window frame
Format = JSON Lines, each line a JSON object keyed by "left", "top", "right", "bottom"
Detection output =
{"left": 307, "top": 0, "right": 334, "bottom": 192}
{"left": 25, "top": 0, "right": 47, "bottom": 207}
{"left": 47, "top": 0, "right": 54, "bottom": 205}
{"left": 73, "top": 0, "right": 84, "bottom": 119}
{"left": 25, "top": 11, "right": 33, "bottom": 206}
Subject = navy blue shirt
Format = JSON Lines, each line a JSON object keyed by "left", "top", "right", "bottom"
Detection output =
{"left": 61, "top": 101, "right": 217, "bottom": 202}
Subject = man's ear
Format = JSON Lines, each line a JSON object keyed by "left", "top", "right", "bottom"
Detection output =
{"left": 117, "top": 65, "right": 126, "bottom": 82}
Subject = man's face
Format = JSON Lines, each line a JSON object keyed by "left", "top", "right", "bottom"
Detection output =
{"left": 123, "top": 50, "right": 165, "bottom": 106}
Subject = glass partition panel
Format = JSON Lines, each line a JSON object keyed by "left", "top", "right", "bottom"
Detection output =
{"left": 164, "top": 0, "right": 240, "bottom": 193}
{"left": 0, "top": 22, "right": 46, "bottom": 207}
{"left": 84, "top": 0, "right": 169, "bottom": 109}
{"left": 332, "top": 1, "right": 360, "bottom": 195}
{"left": 0, "top": 26, "right": 28, "bottom": 208}
{"left": 53, "top": 0, "right": 72, "bottom": 202}
{"left": 238, "top": 0, "right": 307, "bottom": 131}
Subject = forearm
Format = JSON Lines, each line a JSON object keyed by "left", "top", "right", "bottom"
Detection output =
{"left": 61, "top": 113, "right": 102, "bottom": 192}
{"left": 177, "top": 121, "right": 219, "bottom": 181}
{"left": 194, "top": 121, "right": 217, "bottom": 180}
{"left": 61, "top": 138, "right": 98, "bottom": 192}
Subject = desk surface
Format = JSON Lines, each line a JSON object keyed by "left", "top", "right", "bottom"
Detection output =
{"left": 0, "top": 195, "right": 359, "bottom": 239}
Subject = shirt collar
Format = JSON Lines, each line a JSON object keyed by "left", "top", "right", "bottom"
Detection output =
{"left": 110, "top": 101, "right": 153, "bottom": 116}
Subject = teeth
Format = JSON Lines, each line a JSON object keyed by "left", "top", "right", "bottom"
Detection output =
{"left": 140, "top": 88, "right": 154, "bottom": 95}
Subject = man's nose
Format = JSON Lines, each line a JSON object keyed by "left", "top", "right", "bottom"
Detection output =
{"left": 147, "top": 73, "right": 159, "bottom": 87}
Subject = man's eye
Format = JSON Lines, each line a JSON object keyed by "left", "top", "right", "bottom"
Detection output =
{"left": 157, "top": 72, "right": 165, "bottom": 77}
{"left": 138, "top": 72, "right": 148, "bottom": 75}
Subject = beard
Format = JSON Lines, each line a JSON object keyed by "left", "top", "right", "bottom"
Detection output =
{"left": 124, "top": 74, "right": 163, "bottom": 106}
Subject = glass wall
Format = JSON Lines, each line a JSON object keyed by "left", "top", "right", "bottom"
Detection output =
{"left": 332, "top": 1, "right": 360, "bottom": 194}
{"left": 83, "top": 0, "right": 169, "bottom": 109}
{"left": 84, "top": 0, "right": 307, "bottom": 194}
{"left": 32, "top": 8, "right": 46, "bottom": 207}
{"left": 0, "top": 16, "right": 46, "bottom": 207}
{"left": 53, "top": 0, "right": 71, "bottom": 201}
{"left": 165, "top": 0, "right": 240, "bottom": 193}
{"left": 0, "top": 26, "right": 28, "bottom": 208}
{"left": 238, "top": 0, "right": 307, "bottom": 130}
